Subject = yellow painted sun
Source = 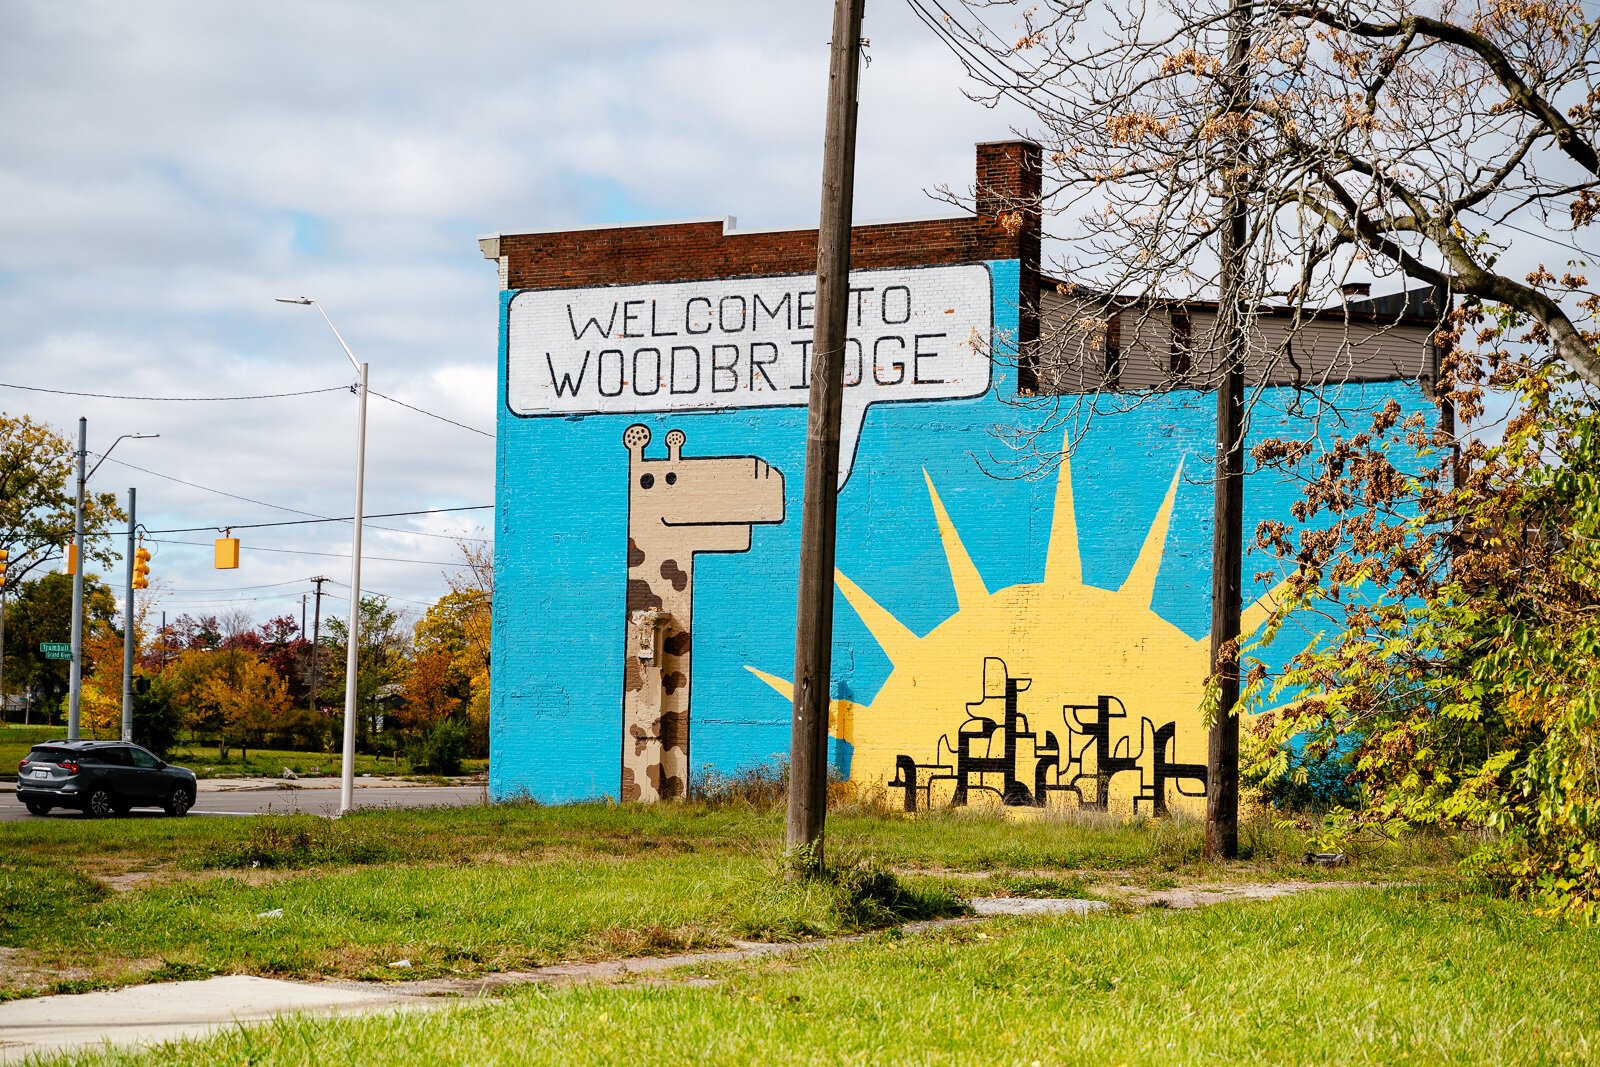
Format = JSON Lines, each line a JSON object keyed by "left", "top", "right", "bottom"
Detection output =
{"left": 748, "top": 438, "right": 1282, "bottom": 816}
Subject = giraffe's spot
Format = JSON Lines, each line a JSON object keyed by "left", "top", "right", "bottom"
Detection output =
{"left": 662, "top": 774, "right": 686, "bottom": 799}
{"left": 627, "top": 578, "right": 664, "bottom": 614}
{"left": 621, "top": 765, "right": 642, "bottom": 802}
{"left": 623, "top": 656, "right": 644, "bottom": 694}
{"left": 646, "top": 763, "right": 663, "bottom": 793}
{"left": 663, "top": 671, "right": 688, "bottom": 696}
{"left": 628, "top": 537, "right": 646, "bottom": 569}
{"left": 660, "top": 559, "right": 688, "bottom": 593}
{"left": 659, "top": 710, "right": 686, "bottom": 749}
{"left": 663, "top": 631, "right": 691, "bottom": 658}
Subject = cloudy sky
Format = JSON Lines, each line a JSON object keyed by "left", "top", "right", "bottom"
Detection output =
{"left": 0, "top": 1, "right": 1032, "bottom": 631}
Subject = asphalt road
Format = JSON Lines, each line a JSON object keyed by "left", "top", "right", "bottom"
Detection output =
{"left": 0, "top": 783, "right": 487, "bottom": 823}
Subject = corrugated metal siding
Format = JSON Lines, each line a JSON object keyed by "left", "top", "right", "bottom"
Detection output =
{"left": 1034, "top": 287, "right": 1435, "bottom": 395}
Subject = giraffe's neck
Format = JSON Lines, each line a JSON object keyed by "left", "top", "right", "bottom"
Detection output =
{"left": 622, "top": 531, "right": 698, "bottom": 803}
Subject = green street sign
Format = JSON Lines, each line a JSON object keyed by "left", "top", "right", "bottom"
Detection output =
{"left": 40, "top": 642, "right": 71, "bottom": 660}
{"left": 43, "top": 650, "right": 72, "bottom": 660}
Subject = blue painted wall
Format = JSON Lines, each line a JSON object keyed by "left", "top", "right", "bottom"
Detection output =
{"left": 490, "top": 258, "right": 1433, "bottom": 802}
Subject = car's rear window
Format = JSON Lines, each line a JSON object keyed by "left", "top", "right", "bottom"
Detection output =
{"left": 24, "top": 747, "right": 76, "bottom": 765}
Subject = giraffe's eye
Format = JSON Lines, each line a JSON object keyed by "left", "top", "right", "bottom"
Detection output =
{"left": 665, "top": 472, "right": 677, "bottom": 485}
{"left": 639, "top": 473, "right": 655, "bottom": 489}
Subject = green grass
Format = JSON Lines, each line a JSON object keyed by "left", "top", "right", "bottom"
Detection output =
{"left": 0, "top": 725, "right": 487, "bottom": 779}
{"left": 0, "top": 723, "right": 60, "bottom": 772}
{"left": 0, "top": 804, "right": 968, "bottom": 998}
{"left": 161, "top": 744, "right": 487, "bottom": 780}
{"left": 45, "top": 886, "right": 1600, "bottom": 1066}
{"left": 0, "top": 801, "right": 1473, "bottom": 1003}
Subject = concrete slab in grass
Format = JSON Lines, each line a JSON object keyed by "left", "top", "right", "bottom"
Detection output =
{"left": 969, "top": 897, "right": 1110, "bottom": 916}
{"left": 0, "top": 974, "right": 440, "bottom": 1064}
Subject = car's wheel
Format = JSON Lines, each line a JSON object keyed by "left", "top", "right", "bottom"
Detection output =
{"left": 24, "top": 801, "right": 51, "bottom": 816}
{"left": 164, "top": 788, "right": 193, "bottom": 817}
{"left": 85, "top": 788, "right": 116, "bottom": 818}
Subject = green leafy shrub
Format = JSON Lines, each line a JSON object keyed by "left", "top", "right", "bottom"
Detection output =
{"left": 1249, "top": 322, "right": 1600, "bottom": 920}
{"left": 406, "top": 718, "right": 467, "bottom": 776}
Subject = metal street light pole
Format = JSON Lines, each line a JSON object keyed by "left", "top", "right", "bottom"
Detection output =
{"left": 68, "top": 423, "right": 157, "bottom": 739}
{"left": 121, "top": 488, "right": 136, "bottom": 742}
{"left": 277, "top": 297, "right": 367, "bottom": 816}
{"left": 68, "top": 419, "right": 87, "bottom": 739}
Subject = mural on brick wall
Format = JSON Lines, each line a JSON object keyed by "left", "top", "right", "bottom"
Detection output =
{"left": 746, "top": 451, "right": 1282, "bottom": 814}
{"left": 494, "top": 257, "right": 1417, "bottom": 812}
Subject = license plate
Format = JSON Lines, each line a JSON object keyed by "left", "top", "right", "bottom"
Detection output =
{"left": 31, "top": 768, "right": 50, "bottom": 778}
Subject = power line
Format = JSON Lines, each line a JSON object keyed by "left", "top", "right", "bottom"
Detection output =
{"left": 157, "top": 578, "right": 323, "bottom": 596}
{"left": 0, "top": 382, "right": 348, "bottom": 401}
{"left": 370, "top": 390, "right": 494, "bottom": 439}
{"left": 146, "top": 537, "right": 464, "bottom": 567}
{"left": 94, "top": 453, "right": 329, "bottom": 520}
{"left": 93, "top": 454, "right": 493, "bottom": 543}
{"left": 137, "top": 504, "right": 492, "bottom": 536}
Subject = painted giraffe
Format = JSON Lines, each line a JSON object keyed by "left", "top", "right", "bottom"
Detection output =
{"left": 621, "top": 424, "right": 785, "bottom": 802}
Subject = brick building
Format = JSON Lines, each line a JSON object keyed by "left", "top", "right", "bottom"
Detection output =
{"left": 480, "top": 140, "right": 1439, "bottom": 812}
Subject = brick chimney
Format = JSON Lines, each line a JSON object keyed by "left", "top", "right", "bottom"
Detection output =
{"left": 975, "top": 140, "right": 1043, "bottom": 390}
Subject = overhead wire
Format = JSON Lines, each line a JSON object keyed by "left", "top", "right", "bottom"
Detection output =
{"left": 146, "top": 537, "right": 464, "bottom": 567}
{"left": 137, "top": 504, "right": 492, "bottom": 536}
{"left": 0, "top": 382, "right": 348, "bottom": 401}
{"left": 94, "top": 454, "right": 493, "bottom": 543}
{"left": 369, "top": 390, "right": 494, "bottom": 439}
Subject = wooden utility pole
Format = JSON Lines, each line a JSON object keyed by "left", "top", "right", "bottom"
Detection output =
{"left": 787, "top": 0, "right": 867, "bottom": 875}
{"left": 1205, "top": 0, "right": 1254, "bottom": 860}
{"left": 309, "top": 576, "right": 331, "bottom": 712}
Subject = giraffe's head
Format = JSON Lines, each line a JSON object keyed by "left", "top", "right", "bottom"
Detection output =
{"left": 623, "top": 425, "right": 785, "bottom": 545}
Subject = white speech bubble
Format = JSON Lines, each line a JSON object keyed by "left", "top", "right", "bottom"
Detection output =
{"left": 506, "top": 264, "right": 994, "bottom": 488}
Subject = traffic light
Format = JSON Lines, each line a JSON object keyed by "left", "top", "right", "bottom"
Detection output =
{"left": 214, "top": 535, "right": 240, "bottom": 570}
{"left": 0, "top": 548, "right": 8, "bottom": 589}
{"left": 132, "top": 544, "right": 151, "bottom": 590}
{"left": 64, "top": 543, "right": 78, "bottom": 576}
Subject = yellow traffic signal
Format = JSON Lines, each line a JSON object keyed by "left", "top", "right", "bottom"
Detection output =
{"left": 64, "top": 543, "right": 78, "bottom": 576}
{"left": 0, "top": 548, "right": 8, "bottom": 589}
{"left": 132, "top": 545, "right": 151, "bottom": 590}
{"left": 214, "top": 536, "right": 240, "bottom": 570}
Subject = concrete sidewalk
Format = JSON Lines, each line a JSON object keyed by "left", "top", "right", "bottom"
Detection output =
{"left": 0, "top": 903, "right": 1104, "bottom": 1062}
{"left": 0, "top": 975, "right": 442, "bottom": 1063}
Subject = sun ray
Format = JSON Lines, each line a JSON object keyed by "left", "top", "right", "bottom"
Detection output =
{"left": 923, "top": 469, "right": 989, "bottom": 611}
{"left": 1042, "top": 438, "right": 1083, "bottom": 590}
{"left": 1118, "top": 460, "right": 1185, "bottom": 608}
{"left": 835, "top": 569, "right": 920, "bottom": 667}
{"left": 744, "top": 666, "right": 861, "bottom": 743}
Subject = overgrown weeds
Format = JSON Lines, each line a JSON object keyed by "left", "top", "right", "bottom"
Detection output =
{"left": 204, "top": 818, "right": 404, "bottom": 869}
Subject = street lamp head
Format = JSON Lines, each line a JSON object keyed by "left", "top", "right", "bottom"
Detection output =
{"left": 275, "top": 297, "right": 314, "bottom": 305}
{"left": 130, "top": 434, "right": 160, "bottom": 441}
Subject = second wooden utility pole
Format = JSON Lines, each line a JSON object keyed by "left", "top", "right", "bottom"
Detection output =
{"left": 309, "top": 576, "right": 331, "bottom": 712}
{"left": 787, "top": 0, "right": 867, "bottom": 875}
{"left": 1205, "top": 0, "right": 1254, "bottom": 860}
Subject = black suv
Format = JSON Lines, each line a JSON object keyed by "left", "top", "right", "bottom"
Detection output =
{"left": 16, "top": 741, "right": 197, "bottom": 818}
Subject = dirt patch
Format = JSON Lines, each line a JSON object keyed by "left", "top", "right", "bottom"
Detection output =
{"left": 96, "top": 871, "right": 160, "bottom": 893}
{"left": 1100, "top": 879, "right": 1382, "bottom": 909}
{"left": 0, "top": 946, "right": 109, "bottom": 998}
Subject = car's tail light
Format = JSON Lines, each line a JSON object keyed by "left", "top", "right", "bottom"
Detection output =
{"left": 60, "top": 760, "right": 79, "bottom": 774}
{"left": 16, "top": 759, "right": 27, "bottom": 772}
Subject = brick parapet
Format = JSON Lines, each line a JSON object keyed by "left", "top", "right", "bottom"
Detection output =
{"left": 492, "top": 141, "right": 1043, "bottom": 292}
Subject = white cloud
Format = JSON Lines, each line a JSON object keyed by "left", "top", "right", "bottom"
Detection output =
{"left": 0, "top": 0, "right": 1031, "bottom": 624}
